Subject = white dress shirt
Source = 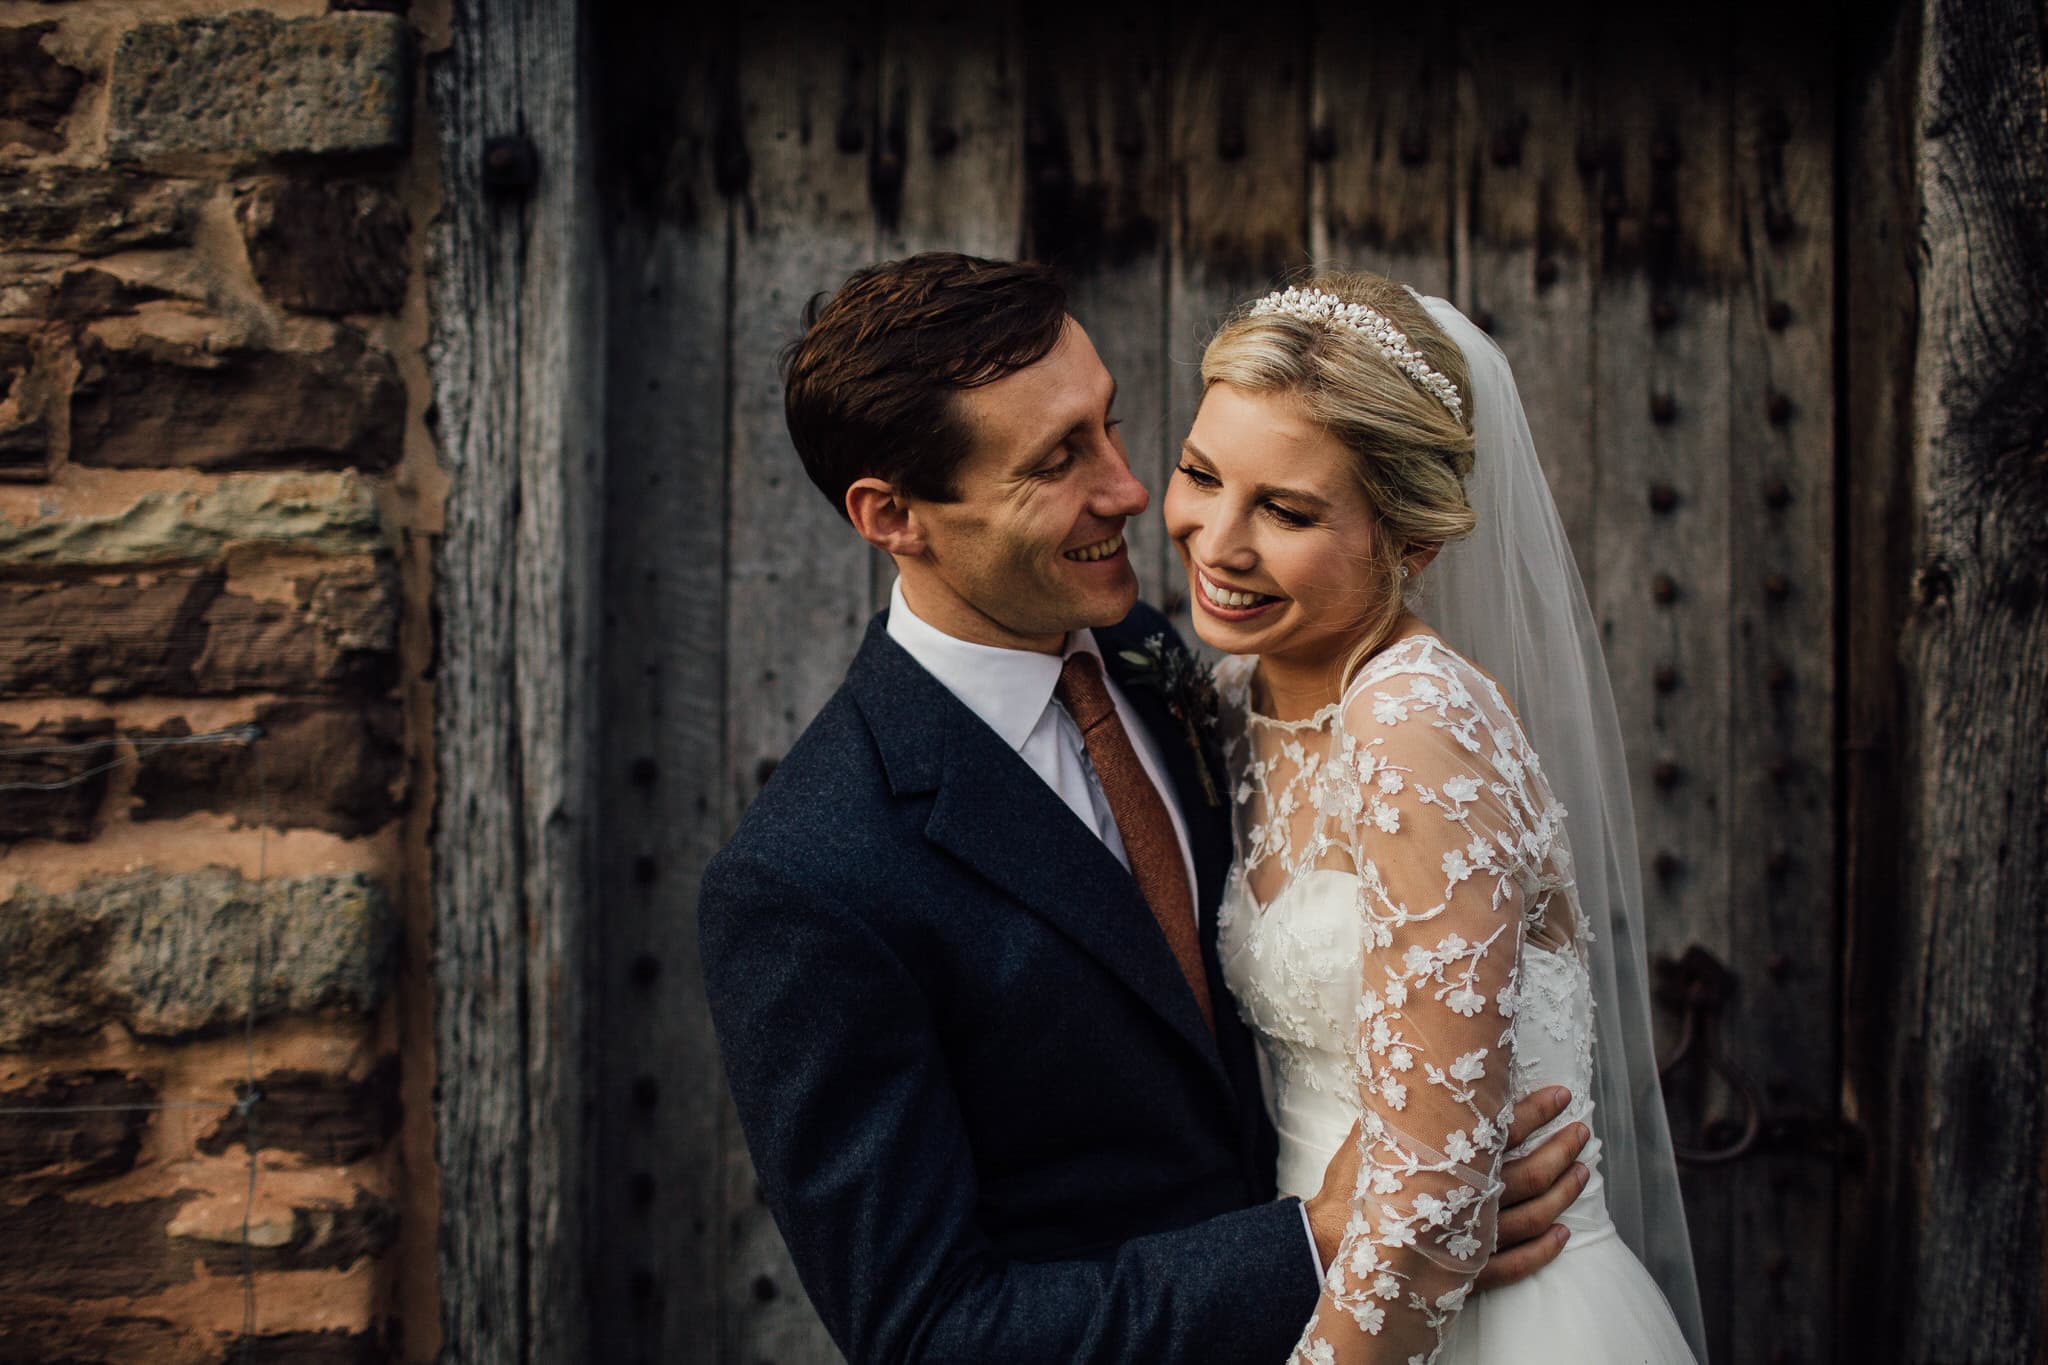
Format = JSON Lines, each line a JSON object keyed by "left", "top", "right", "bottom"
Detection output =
{"left": 885, "top": 578, "right": 1198, "bottom": 913}
{"left": 885, "top": 580, "right": 1324, "bottom": 1279}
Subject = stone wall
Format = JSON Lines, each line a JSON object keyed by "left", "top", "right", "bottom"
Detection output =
{"left": 0, "top": 2, "right": 444, "bottom": 1360}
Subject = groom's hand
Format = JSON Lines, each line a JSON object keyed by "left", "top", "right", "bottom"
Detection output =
{"left": 1476, "top": 1086, "right": 1589, "bottom": 1290}
{"left": 1303, "top": 1087, "right": 1589, "bottom": 1285}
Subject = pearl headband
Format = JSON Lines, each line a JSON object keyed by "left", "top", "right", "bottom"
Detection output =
{"left": 1246, "top": 286, "right": 1465, "bottom": 421}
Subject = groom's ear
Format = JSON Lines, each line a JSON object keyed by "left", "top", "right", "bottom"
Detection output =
{"left": 846, "top": 477, "right": 927, "bottom": 557}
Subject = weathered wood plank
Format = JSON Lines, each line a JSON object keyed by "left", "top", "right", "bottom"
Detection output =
{"left": 870, "top": 0, "right": 1026, "bottom": 610}
{"left": 1585, "top": 8, "right": 1738, "bottom": 1354}
{"left": 721, "top": 8, "right": 880, "bottom": 1361}
{"left": 1456, "top": 8, "right": 1600, "bottom": 567}
{"left": 425, "top": 0, "right": 601, "bottom": 1359}
{"left": 1723, "top": 20, "right": 1838, "bottom": 1362}
{"left": 1309, "top": 3, "right": 1454, "bottom": 298}
{"left": 1024, "top": 1, "right": 1175, "bottom": 611}
{"left": 1167, "top": 8, "right": 1310, "bottom": 643}
{"left": 1885, "top": 0, "right": 2048, "bottom": 1354}
{"left": 589, "top": 5, "right": 735, "bottom": 1360}
{"left": 1836, "top": 0, "right": 1921, "bottom": 1355}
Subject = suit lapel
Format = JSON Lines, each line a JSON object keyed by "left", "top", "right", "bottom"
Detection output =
{"left": 849, "top": 619, "right": 1231, "bottom": 1089}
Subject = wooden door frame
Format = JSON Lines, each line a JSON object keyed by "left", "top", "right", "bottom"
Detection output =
{"left": 412, "top": 0, "right": 2048, "bottom": 1358}
{"left": 425, "top": 2, "right": 602, "bottom": 1360}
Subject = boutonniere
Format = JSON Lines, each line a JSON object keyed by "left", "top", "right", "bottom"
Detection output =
{"left": 1117, "top": 634, "right": 1223, "bottom": 807}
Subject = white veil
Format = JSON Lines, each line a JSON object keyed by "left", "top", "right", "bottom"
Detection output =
{"left": 1415, "top": 295, "right": 1708, "bottom": 1358}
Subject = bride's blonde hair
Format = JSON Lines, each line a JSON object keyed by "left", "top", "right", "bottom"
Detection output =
{"left": 1200, "top": 271, "right": 1479, "bottom": 683}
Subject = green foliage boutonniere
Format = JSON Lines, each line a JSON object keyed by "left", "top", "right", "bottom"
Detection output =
{"left": 1116, "top": 634, "right": 1223, "bottom": 807}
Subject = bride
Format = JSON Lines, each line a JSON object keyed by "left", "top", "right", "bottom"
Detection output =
{"left": 1163, "top": 276, "right": 1708, "bottom": 1363}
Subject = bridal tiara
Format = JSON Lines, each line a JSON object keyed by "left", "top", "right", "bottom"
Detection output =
{"left": 1245, "top": 286, "right": 1465, "bottom": 421}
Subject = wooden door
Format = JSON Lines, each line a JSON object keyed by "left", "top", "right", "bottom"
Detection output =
{"left": 587, "top": 4, "right": 1857, "bottom": 1360}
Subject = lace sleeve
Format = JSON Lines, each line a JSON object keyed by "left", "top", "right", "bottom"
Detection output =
{"left": 1291, "top": 665, "right": 1535, "bottom": 1365}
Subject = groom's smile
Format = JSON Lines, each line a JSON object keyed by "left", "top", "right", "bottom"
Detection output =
{"left": 889, "top": 318, "right": 1150, "bottom": 653}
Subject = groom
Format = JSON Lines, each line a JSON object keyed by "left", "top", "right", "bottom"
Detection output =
{"left": 699, "top": 253, "right": 1589, "bottom": 1363}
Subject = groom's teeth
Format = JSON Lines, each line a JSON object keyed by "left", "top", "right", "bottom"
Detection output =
{"left": 1203, "top": 576, "right": 1272, "bottom": 609}
{"left": 1066, "top": 533, "right": 1123, "bottom": 563}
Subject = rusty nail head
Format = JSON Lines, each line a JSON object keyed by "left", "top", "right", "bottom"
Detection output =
{"left": 1765, "top": 1249, "right": 1789, "bottom": 1277}
{"left": 630, "top": 954, "right": 660, "bottom": 987}
{"left": 1535, "top": 257, "right": 1560, "bottom": 287}
{"left": 1768, "top": 755, "right": 1795, "bottom": 782}
{"left": 1651, "top": 299, "right": 1678, "bottom": 329}
{"left": 1766, "top": 208, "right": 1795, "bottom": 242}
{"left": 1602, "top": 192, "right": 1627, "bottom": 217}
{"left": 1473, "top": 309, "right": 1497, "bottom": 333}
{"left": 1650, "top": 394, "right": 1678, "bottom": 425}
{"left": 1652, "top": 758, "right": 1682, "bottom": 788}
{"left": 1648, "top": 209, "right": 1676, "bottom": 234}
{"left": 1491, "top": 130, "right": 1521, "bottom": 166}
{"left": 1649, "top": 482, "right": 1679, "bottom": 512}
{"left": 1218, "top": 123, "right": 1247, "bottom": 161}
{"left": 929, "top": 123, "right": 959, "bottom": 156}
{"left": 1399, "top": 128, "right": 1429, "bottom": 165}
{"left": 1762, "top": 106, "right": 1791, "bottom": 142}
{"left": 1767, "top": 952, "right": 1791, "bottom": 979}
{"left": 1309, "top": 124, "right": 1337, "bottom": 162}
{"left": 1653, "top": 664, "right": 1681, "bottom": 693}
{"left": 1767, "top": 299, "right": 1794, "bottom": 330}
{"left": 1115, "top": 121, "right": 1145, "bottom": 157}
{"left": 1763, "top": 477, "right": 1792, "bottom": 508}
{"left": 1575, "top": 136, "right": 1601, "bottom": 173}
{"left": 836, "top": 113, "right": 866, "bottom": 154}
{"left": 1767, "top": 849, "right": 1791, "bottom": 877}
{"left": 1654, "top": 850, "right": 1682, "bottom": 880}
{"left": 629, "top": 756, "right": 658, "bottom": 785}
{"left": 1651, "top": 134, "right": 1680, "bottom": 166}
{"left": 633, "top": 854, "right": 658, "bottom": 885}
{"left": 1768, "top": 392, "right": 1795, "bottom": 424}
{"left": 1764, "top": 573, "right": 1791, "bottom": 600}
{"left": 1767, "top": 662, "right": 1793, "bottom": 690}
{"left": 1652, "top": 573, "right": 1678, "bottom": 605}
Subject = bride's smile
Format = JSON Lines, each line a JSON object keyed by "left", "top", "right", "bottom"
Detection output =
{"left": 1165, "top": 382, "right": 1399, "bottom": 717}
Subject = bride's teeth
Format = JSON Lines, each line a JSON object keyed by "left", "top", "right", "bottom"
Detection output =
{"left": 1203, "top": 576, "right": 1271, "bottom": 609}
{"left": 1067, "top": 533, "right": 1123, "bottom": 562}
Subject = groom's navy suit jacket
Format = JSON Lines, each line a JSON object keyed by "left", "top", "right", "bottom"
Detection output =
{"left": 700, "top": 603, "right": 1321, "bottom": 1364}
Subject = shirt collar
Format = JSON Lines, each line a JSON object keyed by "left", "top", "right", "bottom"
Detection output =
{"left": 885, "top": 577, "right": 1104, "bottom": 753}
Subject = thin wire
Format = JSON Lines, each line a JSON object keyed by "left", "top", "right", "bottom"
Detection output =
{"left": 0, "top": 1099, "right": 234, "bottom": 1115}
{"left": 0, "top": 725, "right": 263, "bottom": 793}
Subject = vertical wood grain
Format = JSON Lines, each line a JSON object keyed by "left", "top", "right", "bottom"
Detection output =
{"left": 590, "top": 5, "right": 735, "bottom": 1359}
{"left": 426, "top": 0, "right": 601, "bottom": 1358}
{"left": 1723, "top": 18, "right": 1838, "bottom": 1361}
{"left": 721, "top": 7, "right": 879, "bottom": 1360}
{"left": 1457, "top": 8, "right": 1600, "bottom": 566}
{"left": 1585, "top": 8, "right": 1738, "bottom": 1353}
{"left": 1024, "top": 0, "right": 1176, "bottom": 609}
{"left": 1167, "top": 7, "right": 1311, "bottom": 643}
{"left": 1837, "top": 1, "right": 1921, "bottom": 1355}
{"left": 1889, "top": 0, "right": 2048, "bottom": 1354}
{"left": 1309, "top": 3, "right": 1455, "bottom": 299}
{"left": 871, "top": 0, "right": 1027, "bottom": 608}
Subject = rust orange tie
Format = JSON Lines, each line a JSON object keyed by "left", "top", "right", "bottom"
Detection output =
{"left": 1056, "top": 652, "right": 1215, "bottom": 1034}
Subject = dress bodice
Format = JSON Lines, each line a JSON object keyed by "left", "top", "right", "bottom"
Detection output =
{"left": 1212, "top": 637, "right": 1605, "bottom": 1364}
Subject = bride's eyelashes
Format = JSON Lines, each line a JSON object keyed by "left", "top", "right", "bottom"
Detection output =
{"left": 1175, "top": 463, "right": 1315, "bottom": 529}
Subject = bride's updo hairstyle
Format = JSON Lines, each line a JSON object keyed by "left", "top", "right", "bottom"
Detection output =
{"left": 1200, "top": 271, "right": 1478, "bottom": 679}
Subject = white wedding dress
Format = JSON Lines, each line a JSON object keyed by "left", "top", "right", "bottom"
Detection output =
{"left": 1216, "top": 638, "right": 1698, "bottom": 1365}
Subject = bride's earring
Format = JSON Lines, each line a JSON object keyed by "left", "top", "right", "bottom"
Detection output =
{"left": 1398, "top": 563, "right": 1412, "bottom": 582}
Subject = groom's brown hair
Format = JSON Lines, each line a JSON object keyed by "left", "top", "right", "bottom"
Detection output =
{"left": 782, "top": 253, "right": 1069, "bottom": 518}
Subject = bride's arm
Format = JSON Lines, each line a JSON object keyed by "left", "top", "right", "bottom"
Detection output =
{"left": 1291, "top": 672, "right": 1534, "bottom": 1364}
